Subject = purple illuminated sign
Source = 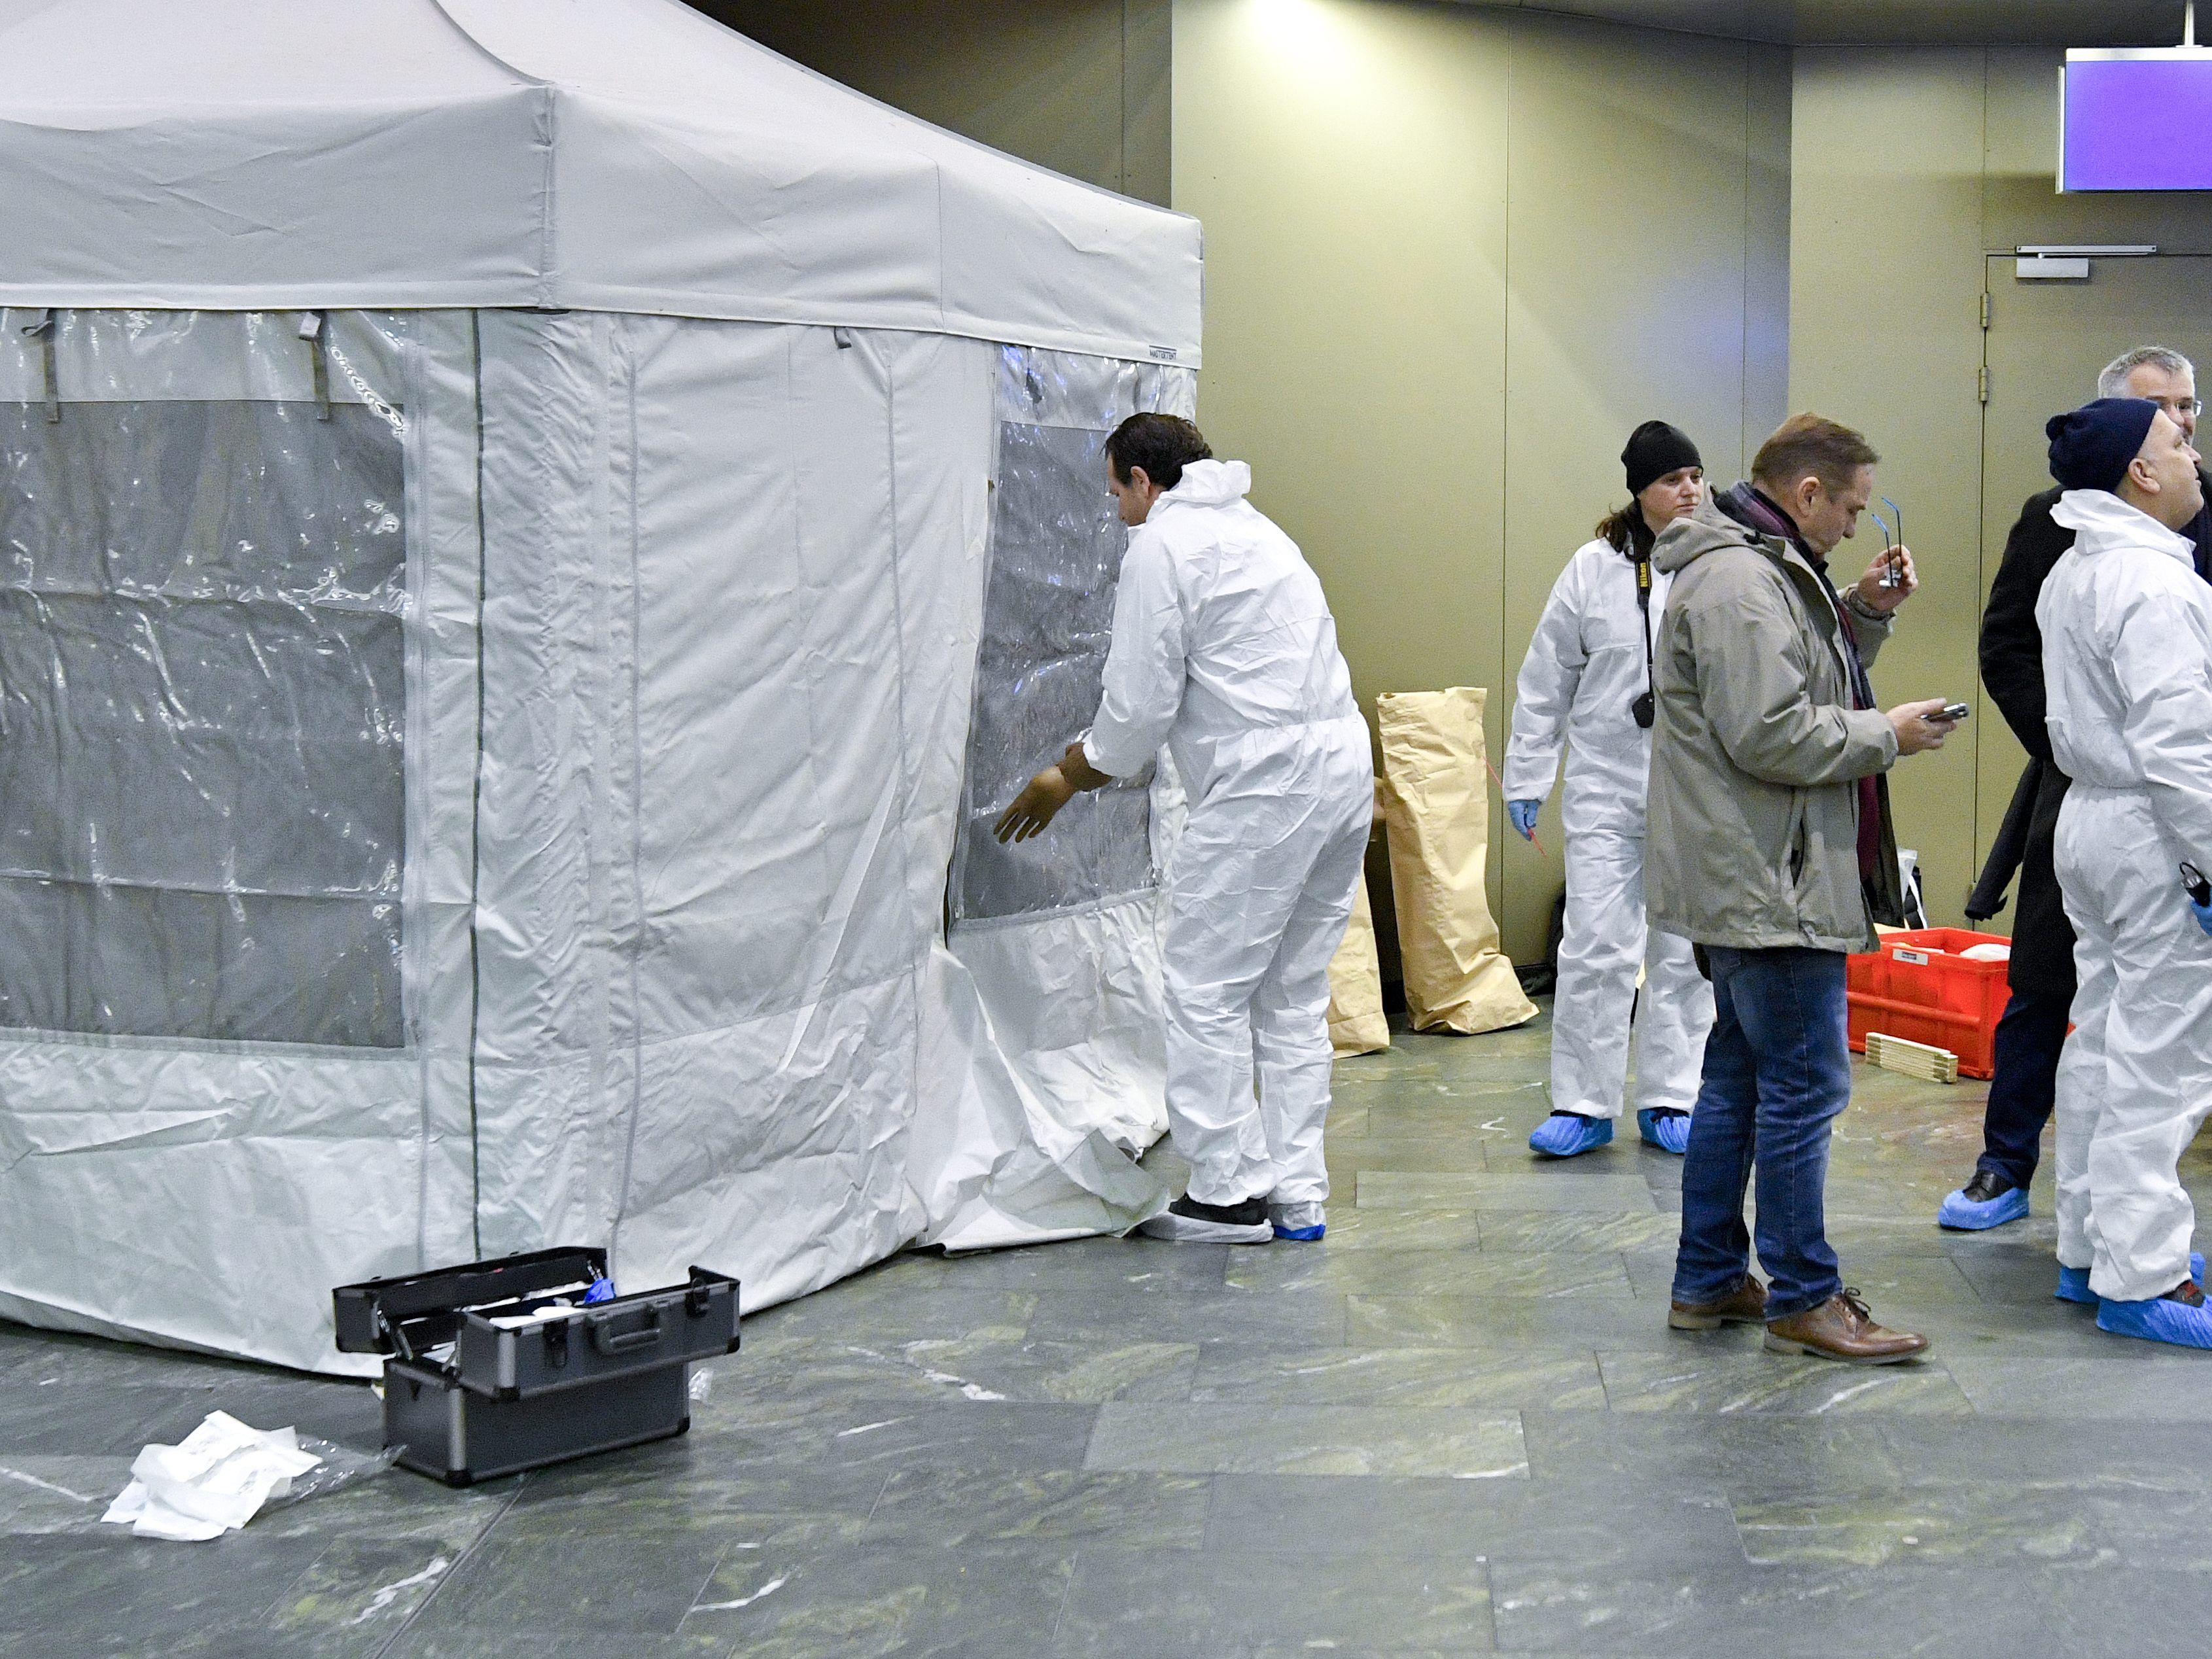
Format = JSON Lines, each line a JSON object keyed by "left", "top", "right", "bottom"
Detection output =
{"left": 2063, "top": 52, "right": 2212, "bottom": 192}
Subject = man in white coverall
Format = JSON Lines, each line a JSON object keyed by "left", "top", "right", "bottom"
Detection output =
{"left": 2037, "top": 396, "right": 2212, "bottom": 1348}
{"left": 995, "top": 414, "right": 1373, "bottom": 1244}
{"left": 1505, "top": 421, "right": 1717, "bottom": 1159}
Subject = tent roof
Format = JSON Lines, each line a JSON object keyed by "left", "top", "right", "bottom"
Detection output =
{"left": 0, "top": 0, "right": 1202, "bottom": 366}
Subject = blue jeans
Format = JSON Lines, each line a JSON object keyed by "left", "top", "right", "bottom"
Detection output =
{"left": 1671, "top": 945, "right": 1851, "bottom": 1320}
{"left": 1974, "top": 982, "right": 2071, "bottom": 1191}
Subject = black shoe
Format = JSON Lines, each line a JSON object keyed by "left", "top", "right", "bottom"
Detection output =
{"left": 1959, "top": 1169, "right": 2016, "bottom": 1204}
{"left": 1136, "top": 1193, "right": 1274, "bottom": 1243}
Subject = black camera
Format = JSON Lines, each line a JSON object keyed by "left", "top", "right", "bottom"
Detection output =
{"left": 1630, "top": 690, "right": 1655, "bottom": 729}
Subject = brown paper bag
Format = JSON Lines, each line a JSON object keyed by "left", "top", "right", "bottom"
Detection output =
{"left": 1377, "top": 688, "right": 1538, "bottom": 1035}
{"left": 1326, "top": 872, "right": 1390, "bottom": 1056}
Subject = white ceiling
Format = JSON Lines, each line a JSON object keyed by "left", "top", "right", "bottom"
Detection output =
{"left": 1453, "top": 0, "right": 2194, "bottom": 48}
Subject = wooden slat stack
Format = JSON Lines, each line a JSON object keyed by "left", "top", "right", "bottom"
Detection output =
{"left": 1864, "top": 1031, "right": 1960, "bottom": 1085}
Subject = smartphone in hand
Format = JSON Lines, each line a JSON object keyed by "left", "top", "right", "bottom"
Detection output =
{"left": 1939, "top": 702, "right": 1970, "bottom": 722}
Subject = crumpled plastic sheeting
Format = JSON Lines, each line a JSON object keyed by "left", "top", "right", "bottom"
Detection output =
{"left": 949, "top": 347, "right": 1198, "bottom": 925}
{"left": 0, "top": 309, "right": 480, "bottom": 1375}
{"left": 0, "top": 312, "right": 410, "bottom": 1045}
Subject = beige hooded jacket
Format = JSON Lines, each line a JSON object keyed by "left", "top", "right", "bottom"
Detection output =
{"left": 1645, "top": 497, "right": 1906, "bottom": 954}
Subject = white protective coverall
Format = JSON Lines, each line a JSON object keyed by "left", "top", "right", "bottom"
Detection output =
{"left": 1503, "top": 537, "right": 1715, "bottom": 1119}
{"left": 2040, "top": 488, "right": 2212, "bottom": 1302}
{"left": 1082, "top": 460, "right": 1373, "bottom": 1208}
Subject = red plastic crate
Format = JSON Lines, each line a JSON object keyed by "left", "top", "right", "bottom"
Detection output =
{"left": 1846, "top": 927, "right": 2012, "bottom": 1080}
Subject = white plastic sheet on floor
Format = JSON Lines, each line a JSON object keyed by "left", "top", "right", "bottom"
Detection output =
{"left": 0, "top": 0, "right": 1199, "bottom": 1373}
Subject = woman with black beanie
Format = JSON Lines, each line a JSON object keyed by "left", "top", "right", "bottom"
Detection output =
{"left": 1500, "top": 421, "right": 1717, "bottom": 1159}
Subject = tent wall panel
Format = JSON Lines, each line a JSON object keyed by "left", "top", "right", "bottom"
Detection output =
{"left": 0, "top": 309, "right": 482, "bottom": 1372}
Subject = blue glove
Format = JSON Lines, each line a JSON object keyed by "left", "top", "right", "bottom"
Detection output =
{"left": 2192, "top": 896, "right": 2212, "bottom": 939}
{"left": 1507, "top": 799, "right": 1541, "bottom": 842}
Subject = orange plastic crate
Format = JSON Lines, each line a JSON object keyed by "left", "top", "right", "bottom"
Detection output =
{"left": 1846, "top": 927, "right": 2012, "bottom": 1081}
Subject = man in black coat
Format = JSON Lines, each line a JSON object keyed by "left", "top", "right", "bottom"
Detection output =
{"left": 1940, "top": 346, "right": 2212, "bottom": 1229}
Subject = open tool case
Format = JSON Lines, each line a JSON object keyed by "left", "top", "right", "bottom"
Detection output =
{"left": 333, "top": 1248, "right": 739, "bottom": 1486}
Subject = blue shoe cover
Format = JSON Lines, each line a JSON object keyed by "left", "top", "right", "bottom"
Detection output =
{"left": 2097, "top": 1287, "right": 2212, "bottom": 1349}
{"left": 1268, "top": 1202, "right": 1325, "bottom": 1242}
{"left": 2062, "top": 1253, "right": 2204, "bottom": 1305}
{"left": 1938, "top": 1183, "right": 2029, "bottom": 1231}
{"left": 1636, "top": 1108, "right": 1692, "bottom": 1155}
{"left": 1529, "top": 1112, "right": 1613, "bottom": 1158}
{"left": 1273, "top": 1223, "right": 1325, "bottom": 1241}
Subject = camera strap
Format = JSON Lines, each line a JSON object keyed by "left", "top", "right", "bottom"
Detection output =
{"left": 1634, "top": 549, "right": 1655, "bottom": 709}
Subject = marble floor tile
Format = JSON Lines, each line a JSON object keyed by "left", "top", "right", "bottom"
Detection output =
{"left": 0, "top": 1454, "right": 128, "bottom": 1535}
{"left": 0, "top": 1531, "right": 331, "bottom": 1644}
{"left": 865, "top": 1237, "right": 1230, "bottom": 1293}
{"left": 1519, "top": 1408, "right": 1910, "bottom": 1493}
{"left": 1729, "top": 1483, "right": 2118, "bottom": 1569}
{"left": 676, "top": 1538, "right": 1076, "bottom": 1659}
{"left": 1205, "top": 1475, "right": 1742, "bottom": 1568}
{"left": 1346, "top": 1293, "right": 1676, "bottom": 1353}
{"left": 1356, "top": 1171, "right": 1660, "bottom": 1214}
{"left": 1188, "top": 1345, "right": 1606, "bottom": 1411}
{"left": 1225, "top": 1247, "right": 1632, "bottom": 1300}
{"left": 382, "top": 1633, "right": 735, "bottom": 1659}
{"left": 1053, "top": 1543, "right": 1494, "bottom": 1654}
{"left": 735, "top": 1286, "right": 1037, "bottom": 1345}
{"left": 723, "top": 1331, "right": 1200, "bottom": 1406}
{"left": 404, "top": 1531, "right": 734, "bottom": 1636}
{"left": 1939, "top": 1353, "right": 2212, "bottom": 1422}
{"left": 1474, "top": 1210, "right": 1680, "bottom": 1255}
{"left": 1486, "top": 1559, "right": 2063, "bottom": 1657}
{"left": 1297, "top": 1204, "right": 1487, "bottom": 1252}
{"left": 1085, "top": 1402, "right": 1527, "bottom": 1478}
{"left": 862, "top": 1467, "right": 1212, "bottom": 1549}
{"left": 1024, "top": 1284, "right": 1350, "bottom": 1347}
{"left": 1596, "top": 1350, "right": 1978, "bottom": 1416}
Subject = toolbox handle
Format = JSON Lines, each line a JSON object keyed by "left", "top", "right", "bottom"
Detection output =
{"left": 588, "top": 1305, "right": 665, "bottom": 1356}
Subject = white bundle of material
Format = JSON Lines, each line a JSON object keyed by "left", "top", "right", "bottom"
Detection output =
{"left": 102, "top": 1413, "right": 323, "bottom": 1542}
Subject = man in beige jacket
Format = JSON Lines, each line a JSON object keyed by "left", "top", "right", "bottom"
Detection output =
{"left": 1648, "top": 414, "right": 1957, "bottom": 1364}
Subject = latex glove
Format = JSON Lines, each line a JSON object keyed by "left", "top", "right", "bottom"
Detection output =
{"left": 2192, "top": 896, "right": 2212, "bottom": 939}
{"left": 994, "top": 765, "right": 1076, "bottom": 843}
{"left": 1507, "top": 799, "right": 1541, "bottom": 842}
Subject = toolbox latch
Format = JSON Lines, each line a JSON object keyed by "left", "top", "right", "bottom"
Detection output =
{"left": 542, "top": 1318, "right": 570, "bottom": 1371}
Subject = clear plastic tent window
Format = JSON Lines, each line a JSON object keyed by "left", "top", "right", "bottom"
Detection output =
{"left": 0, "top": 320, "right": 409, "bottom": 1048}
{"left": 950, "top": 347, "right": 1197, "bottom": 924}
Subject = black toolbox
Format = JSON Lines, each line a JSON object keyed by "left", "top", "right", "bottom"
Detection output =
{"left": 333, "top": 1247, "right": 739, "bottom": 1486}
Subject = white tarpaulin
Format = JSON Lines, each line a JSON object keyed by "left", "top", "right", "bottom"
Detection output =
{"left": 0, "top": 0, "right": 1197, "bottom": 1373}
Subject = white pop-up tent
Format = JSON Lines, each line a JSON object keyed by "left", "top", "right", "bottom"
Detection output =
{"left": 0, "top": 0, "right": 1201, "bottom": 1373}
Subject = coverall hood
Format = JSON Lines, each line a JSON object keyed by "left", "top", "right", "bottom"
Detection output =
{"left": 1157, "top": 458, "right": 1252, "bottom": 510}
{"left": 2050, "top": 487, "right": 2196, "bottom": 567}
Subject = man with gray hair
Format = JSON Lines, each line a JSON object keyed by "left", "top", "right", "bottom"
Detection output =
{"left": 1940, "top": 346, "right": 2212, "bottom": 1232}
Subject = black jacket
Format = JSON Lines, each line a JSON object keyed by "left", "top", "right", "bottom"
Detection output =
{"left": 1970, "top": 470, "right": 2212, "bottom": 995}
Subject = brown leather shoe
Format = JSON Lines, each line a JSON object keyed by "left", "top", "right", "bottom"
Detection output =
{"left": 1668, "top": 1274, "right": 1768, "bottom": 1331}
{"left": 1764, "top": 1289, "right": 1929, "bottom": 1365}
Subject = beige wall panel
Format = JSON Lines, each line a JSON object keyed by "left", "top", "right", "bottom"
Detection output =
{"left": 1172, "top": 0, "right": 1515, "bottom": 829}
{"left": 1789, "top": 49, "right": 1988, "bottom": 928}
{"left": 1500, "top": 16, "right": 1778, "bottom": 956}
{"left": 702, "top": 0, "right": 1169, "bottom": 202}
{"left": 1744, "top": 44, "right": 1795, "bottom": 455}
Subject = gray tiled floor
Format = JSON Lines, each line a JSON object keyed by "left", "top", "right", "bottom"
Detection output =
{"left": 9, "top": 1002, "right": 2212, "bottom": 1656}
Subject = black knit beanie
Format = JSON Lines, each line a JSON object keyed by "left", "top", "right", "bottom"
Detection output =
{"left": 1622, "top": 421, "right": 1703, "bottom": 496}
{"left": 2046, "top": 397, "right": 2161, "bottom": 493}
